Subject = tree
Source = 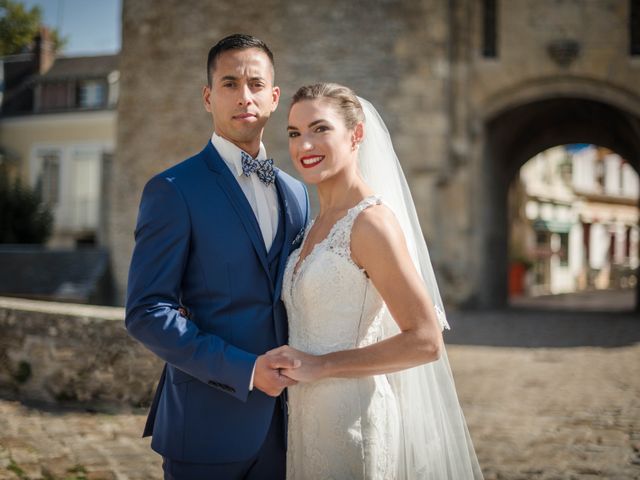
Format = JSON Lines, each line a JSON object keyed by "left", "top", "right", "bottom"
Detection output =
{"left": 0, "top": 0, "right": 66, "bottom": 56}
{"left": 0, "top": 163, "right": 52, "bottom": 244}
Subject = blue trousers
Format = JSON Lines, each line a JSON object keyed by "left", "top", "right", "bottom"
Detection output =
{"left": 162, "top": 402, "right": 285, "bottom": 480}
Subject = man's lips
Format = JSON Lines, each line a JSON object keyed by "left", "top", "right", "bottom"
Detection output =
{"left": 300, "top": 155, "right": 324, "bottom": 168}
{"left": 233, "top": 113, "right": 257, "bottom": 120}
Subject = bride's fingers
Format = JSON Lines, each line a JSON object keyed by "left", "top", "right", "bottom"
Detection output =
{"left": 279, "top": 369, "right": 302, "bottom": 382}
{"left": 267, "top": 353, "right": 302, "bottom": 370}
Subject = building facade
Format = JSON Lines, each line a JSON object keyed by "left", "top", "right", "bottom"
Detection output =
{"left": 111, "top": 0, "right": 640, "bottom": 308}
{"left": 0, "top": 30, "right": 119, "bottom": 247}
{"left": 510, "top": 145, "right": 639, "bottom": 297}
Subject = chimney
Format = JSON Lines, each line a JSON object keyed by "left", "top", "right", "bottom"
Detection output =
{"left": 34, "top": 27, "right": 55, "bottom": 74}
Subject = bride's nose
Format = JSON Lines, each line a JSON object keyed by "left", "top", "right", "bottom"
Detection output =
{"left": 301, "top": 139, "right": 313, "bottom": 151}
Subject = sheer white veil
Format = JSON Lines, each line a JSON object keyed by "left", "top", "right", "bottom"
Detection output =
{"left": 357, "top": 97, "right": 484, "bottom": 479}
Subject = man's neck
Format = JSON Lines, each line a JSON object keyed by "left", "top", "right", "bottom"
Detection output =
{"left": 215, "top": 132, "right": 261, "bottom": 158}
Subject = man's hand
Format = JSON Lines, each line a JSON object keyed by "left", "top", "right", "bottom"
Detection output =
{"left": 270, "top": 345, "right": 326, "bottom": 383}
{"left": 253, "top": 350, "right": 301, "bottom": 397}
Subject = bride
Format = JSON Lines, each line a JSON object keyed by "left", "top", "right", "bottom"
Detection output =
{"left": 273, "top": 83, "right": 483, "bottom": 480}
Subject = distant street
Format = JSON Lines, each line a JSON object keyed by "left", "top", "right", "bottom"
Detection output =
{"left": 510, "top": 288, "right": 637, "bottom": 312}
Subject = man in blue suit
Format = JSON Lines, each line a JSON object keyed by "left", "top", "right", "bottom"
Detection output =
{"left": 125, "top": 34, "right": 309, "bottom": 479}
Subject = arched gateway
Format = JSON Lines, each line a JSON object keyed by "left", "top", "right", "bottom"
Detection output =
{"left": 474, "top": 80, "right": 640, "bottom": 309}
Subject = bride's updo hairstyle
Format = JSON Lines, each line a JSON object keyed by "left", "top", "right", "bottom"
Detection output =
{"left": 290, "top": 83, "right": 365, "bottom": 130}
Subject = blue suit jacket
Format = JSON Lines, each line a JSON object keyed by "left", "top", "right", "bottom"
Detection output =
{"left": 125, "top": 142, "right": 309, "bottom": 463}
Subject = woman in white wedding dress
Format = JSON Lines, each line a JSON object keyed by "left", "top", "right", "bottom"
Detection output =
{"left": 276, "top": 83, "right": 483, "bottom": 480}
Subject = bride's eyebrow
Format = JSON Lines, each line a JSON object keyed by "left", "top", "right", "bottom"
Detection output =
{"left": 287, "top": 119, "right": 330, "bottom": 130}
{"left": 308, "top": 119, "right": 329, "bottom": 127}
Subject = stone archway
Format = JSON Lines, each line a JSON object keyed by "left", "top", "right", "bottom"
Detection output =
{"left": 476, "top": 91, "right": 640, "bottom": 310}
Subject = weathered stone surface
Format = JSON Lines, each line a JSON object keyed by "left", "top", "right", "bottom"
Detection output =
{"left": 0, "top": 297, "right": 162, "bottom": 407}
{"left": 110, "top": 0, "right": 640, "bottom": 308}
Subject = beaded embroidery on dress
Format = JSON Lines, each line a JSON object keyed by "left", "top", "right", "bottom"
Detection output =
{"left": 282, "top": 195, "right": 400, "bottom": 480}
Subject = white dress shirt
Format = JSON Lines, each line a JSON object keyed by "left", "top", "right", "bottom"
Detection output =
{"left": 211, "top": 133, "right": 280, "bottom": 391}
{"left": 211, "top": 133, "right": 279, "bottom": 252}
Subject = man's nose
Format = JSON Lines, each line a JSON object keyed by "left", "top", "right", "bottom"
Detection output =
{"left": 237, "top": 84, "right": 253, "bottom": 105}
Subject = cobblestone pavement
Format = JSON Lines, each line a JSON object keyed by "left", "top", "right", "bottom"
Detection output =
{"left": 1, "top": 291, "right": 639, "bottom": 479}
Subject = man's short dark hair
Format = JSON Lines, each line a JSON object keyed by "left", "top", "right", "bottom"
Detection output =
{"left": 206, "top": 33, "right": 275, "bottom": 86}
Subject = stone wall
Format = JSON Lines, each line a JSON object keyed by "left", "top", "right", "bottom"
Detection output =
{"left": 0, "top": 296, "right": 162, "bottom": 406}
{"left": 111, "top": 0, "right": 640, "bottom": 308}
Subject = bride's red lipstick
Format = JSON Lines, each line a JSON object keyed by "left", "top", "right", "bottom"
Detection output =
{"left": 300, "top": 155, "right": 324, "bottom": 169}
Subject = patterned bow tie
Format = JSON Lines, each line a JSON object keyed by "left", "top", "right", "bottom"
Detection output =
{"left": 241, "top": 151, "right": 276, "bottom": 186}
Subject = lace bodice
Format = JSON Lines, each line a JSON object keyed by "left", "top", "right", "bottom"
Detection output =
{"left": 282, "top": 195, "right": 386, "bottom": 355}
{"left": 282, "top": 195, "right": 399, "bottom": 480}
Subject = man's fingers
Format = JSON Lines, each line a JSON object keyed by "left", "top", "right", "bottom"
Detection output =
{"left": 268, "top": 354, "right": 301, "bottom": 370}
{"left": 277, "top": 374, "right": 298, "bottom": 387}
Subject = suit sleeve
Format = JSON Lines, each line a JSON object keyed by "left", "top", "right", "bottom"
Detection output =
{"left": 125, "top": 175, "right": 257, "bottom": 402}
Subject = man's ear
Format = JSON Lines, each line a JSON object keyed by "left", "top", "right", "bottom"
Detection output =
{"left": 271, "top": 86, "right": 281, "bottom": 113}
{"left": 203, "top": 85, "right": 213, "bottom": 112}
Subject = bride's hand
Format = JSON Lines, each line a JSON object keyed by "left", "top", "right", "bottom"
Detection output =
{"left": 267, "top": 345, "right": 325, "bottom": 383}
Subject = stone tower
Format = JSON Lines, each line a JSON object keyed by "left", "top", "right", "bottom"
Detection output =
{"left": 111, "top": 0, "right": 640, "bottom": 308}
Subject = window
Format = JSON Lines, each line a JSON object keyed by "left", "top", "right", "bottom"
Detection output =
{"left": 41, "top": 82, "right": 70, "bottom": 110}
{"left": 631, "top": 0, "right": 640, "bottom": 56}
{"left": 482, "top": 0, "right": 498, "bottom": 58}
{"left": 70, "top": 149, "right": 101, "bottom": 229}
{"left": 36, "top": 152, "right": 61, "bottom": 205}
{"left": 77, "top": 80, "right": 106, "bottom": 108}
{"left": 559, "top": 232, "right": 569, "bottom": 266}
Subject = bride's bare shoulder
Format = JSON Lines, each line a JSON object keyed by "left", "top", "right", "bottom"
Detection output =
{"left": 350, "top": 203, "right": 407, "bottom": 265}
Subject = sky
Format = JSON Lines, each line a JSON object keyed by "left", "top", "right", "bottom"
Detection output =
{"left": 20, "top": 0, "right": 121, "bottom": 55}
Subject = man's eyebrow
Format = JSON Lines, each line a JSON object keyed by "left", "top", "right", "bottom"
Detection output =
{"left": 218, "top": 75, "right": 266, "bottom": 82}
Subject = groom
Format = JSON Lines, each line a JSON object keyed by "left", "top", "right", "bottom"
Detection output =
{"left": 125, "top": 34, "right": 309, "bottom": 479}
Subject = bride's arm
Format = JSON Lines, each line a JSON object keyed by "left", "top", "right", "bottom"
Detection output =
{"left": 277, "top": 204, "right": 443, "bottom": 383}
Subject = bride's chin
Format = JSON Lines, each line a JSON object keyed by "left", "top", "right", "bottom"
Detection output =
{"left": 298, "top": 171, "right": 326, "bottom": 185}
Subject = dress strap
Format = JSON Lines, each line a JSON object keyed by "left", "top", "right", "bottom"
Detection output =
{"left": 325, "top": 195, "right": 383, "bottom": 257}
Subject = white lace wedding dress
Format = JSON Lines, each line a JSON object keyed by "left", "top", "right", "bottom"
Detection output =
{"left": 282, "top": 195, "right": 400, "bottom": 480}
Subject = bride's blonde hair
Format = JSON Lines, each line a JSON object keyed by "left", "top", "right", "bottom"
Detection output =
{"left": 290, "top": 83, "right": 365, "bottom": 130}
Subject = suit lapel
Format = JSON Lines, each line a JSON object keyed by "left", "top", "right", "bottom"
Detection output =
{"left": 273, "top": 170, "right": 301, "bottom": 302}
{"left": 202, "top": 143, "right": 271, "bottom": 283}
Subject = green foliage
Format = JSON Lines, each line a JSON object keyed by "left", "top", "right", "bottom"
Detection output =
{"left": 7, "top": 457, "right": 27, "bottom": 479}
{"left": 0, "top": 164, "right": 52, "bottom": 244}
{"left": 64, "top": 465, "right": 88, "bottom": 480}
{"left": 0, "top": 0, "right": 66, "bottom": 56}
{"left": 7, "top": 458, "right": 90, "bottom": 480}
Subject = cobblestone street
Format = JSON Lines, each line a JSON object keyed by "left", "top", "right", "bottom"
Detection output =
{"left": 1, "top": 291, "right": 638, "bottom": 479}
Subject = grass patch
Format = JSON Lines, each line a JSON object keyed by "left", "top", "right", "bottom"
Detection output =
{"left": 7, "top": 457, "right": 28, "bottom": 479}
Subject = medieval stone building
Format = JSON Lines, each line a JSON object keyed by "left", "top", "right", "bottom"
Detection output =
{"left": 110, "top": 0, "right": 640, "bottom": 309}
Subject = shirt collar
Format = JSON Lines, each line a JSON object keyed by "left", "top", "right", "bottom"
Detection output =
{"left": 211, "top": 132, "right": 268, "bottom": 178}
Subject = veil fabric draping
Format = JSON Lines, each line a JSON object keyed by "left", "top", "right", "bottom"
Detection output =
{"left": 357, "top": 97, "right": 484, "bottom": 479}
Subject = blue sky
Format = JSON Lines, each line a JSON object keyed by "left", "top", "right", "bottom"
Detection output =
{"left": 20, "top": 0, "right": 121, "bottom": 55}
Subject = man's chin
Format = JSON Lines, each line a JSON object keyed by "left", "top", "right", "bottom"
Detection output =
{"left": 232, "top": 126, "right": 264, "bottom": 142}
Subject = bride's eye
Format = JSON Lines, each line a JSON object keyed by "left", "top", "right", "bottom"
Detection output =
{"left": 288, "top": 131, "right": 300, "bottom": 138}
{"left": 314, "top": 125, "right": 330, "bottom": 133}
